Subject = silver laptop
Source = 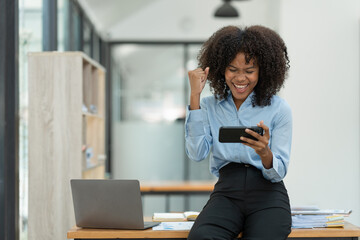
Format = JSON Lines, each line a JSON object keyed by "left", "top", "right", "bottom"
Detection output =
{"left": 70, "top": 179, "right": 160, "bottom": 229}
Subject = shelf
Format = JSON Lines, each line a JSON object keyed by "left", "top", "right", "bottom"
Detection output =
{"left": 28, "top": 51, "right": 106, "bottom": 240}
{"left": 82, "top": 112, "right": 104, "bottom": 119}
{"left": 83, "top": 156, "right": 106, "bottom": 171}
{"left": 82, "top": 162, "right": 106, "bottom": 179}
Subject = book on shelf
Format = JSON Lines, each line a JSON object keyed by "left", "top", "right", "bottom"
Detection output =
{"left": 153, "top": 211, "right": 200, "bottom": 222}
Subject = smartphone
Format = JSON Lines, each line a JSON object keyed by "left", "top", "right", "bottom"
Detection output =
{"left": 219, "top": 126, "right": 264, "bottom": 143}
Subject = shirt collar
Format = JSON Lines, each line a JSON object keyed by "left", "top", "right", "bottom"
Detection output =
{"left": 217, "top": 91, "right": 254, "bottom": 107}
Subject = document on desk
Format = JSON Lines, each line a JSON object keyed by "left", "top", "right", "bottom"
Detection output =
{"left": 152, "top": 222, "right": 194, "bottom": 231}
{"left": 291, "top": 215, "right": 345, "bottom": 228}
{"left": 153, "top": 212, "right": 200, "bottom": 222}
{"left": 291, "top": 209, "right": 352, "bottom": 216}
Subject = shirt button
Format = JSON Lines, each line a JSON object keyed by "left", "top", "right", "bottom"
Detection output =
{"left": 244, "top": 164, "right": 250, "bottom": 167}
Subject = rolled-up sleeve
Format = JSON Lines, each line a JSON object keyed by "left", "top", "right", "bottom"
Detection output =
{"left": 262, "top": 103, "right": 292, "bottom": 182}
{"left": 185, "top": 100, "right": 212, "bottom": 161}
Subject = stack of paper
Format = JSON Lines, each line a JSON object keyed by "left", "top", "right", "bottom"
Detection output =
{"left": 292, "top": 215, "right": 345, "bottom": 229}
{"left": 153, "top": 211, "right": 200, "bottom": 222}
{"left": 291, "top": 205, "right": 320, "bottom": 211}
{"left": 290, "top": 206, "right": 351, "bottom": 228}
{"left": 291, "top": 209, "right": 352, "bottom": 216}
{"left": 153, "top": 213, "right": 186, "bottom": 222}
{"left": 325, "top": 215, "right": 346, "bottom": 228}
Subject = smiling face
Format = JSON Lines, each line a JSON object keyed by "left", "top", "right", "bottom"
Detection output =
{"left": 225, "top": 52, "right": 259, "bottom": 109}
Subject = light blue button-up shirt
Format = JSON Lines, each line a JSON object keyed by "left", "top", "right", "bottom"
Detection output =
{"left": 185, "top": 92, "right": 292, "bottom": 183}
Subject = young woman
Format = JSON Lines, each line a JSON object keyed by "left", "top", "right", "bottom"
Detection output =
{"left": 185, "top": 25, "right": 292, "bottom": 240}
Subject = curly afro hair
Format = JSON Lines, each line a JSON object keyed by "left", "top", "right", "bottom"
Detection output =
{"left": 198, "top": 25, "right": 290, "bottom": 107}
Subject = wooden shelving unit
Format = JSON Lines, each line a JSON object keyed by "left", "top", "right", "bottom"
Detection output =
{"left": 28, "top": 52, "right": 106, "bottom": 240}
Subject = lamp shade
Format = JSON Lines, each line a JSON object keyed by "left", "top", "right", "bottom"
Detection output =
{"left": 214, "top": 2, "right": 239, "bottom": 18}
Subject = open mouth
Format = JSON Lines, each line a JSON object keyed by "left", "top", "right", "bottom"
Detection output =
{"left": 233, "top": 83, "right": 249, "bottom": 93}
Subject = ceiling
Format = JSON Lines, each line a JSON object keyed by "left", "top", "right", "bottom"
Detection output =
{"left": 78, "top": 0, "right": 281, "bottom": 41}
{"left": 78, "top": 0, "right": 157, "bottom": 37}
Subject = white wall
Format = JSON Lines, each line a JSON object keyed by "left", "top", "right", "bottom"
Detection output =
{"left": 279, "top": 0, "right": 360, "bottom": 225}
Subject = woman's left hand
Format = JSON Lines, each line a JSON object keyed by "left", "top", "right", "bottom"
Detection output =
{"left": 240, "top": 120, "right": 273, "bottom": 169}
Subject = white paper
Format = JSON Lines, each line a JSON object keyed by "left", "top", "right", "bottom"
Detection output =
{"left": 152, "top": 222, "right": 194, "bottom": 231}
{"left": 291, "top": 205, "right": 320, "bottom": 211}
{"left": 184, "top": 211, "right": 200, "bottom": 218}
{"left": 291, "top": 209, "right": 352, "bottom": 215}
{"left": 153, "top": 213, "right": 185, "bottom": 219}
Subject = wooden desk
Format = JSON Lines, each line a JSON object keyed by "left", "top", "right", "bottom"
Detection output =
{"left": 140, "top": 181, "right": 215, "bottom": 212}
{"left": 67, "top": 222, "right": 360, "bottom": 239}
{"left": 67, "top": 222, "right": 360, "bottom": 240}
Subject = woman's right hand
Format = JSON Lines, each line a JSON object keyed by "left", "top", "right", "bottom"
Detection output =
{"left": 188, "top": 67, "right": 209, "bottom": 96}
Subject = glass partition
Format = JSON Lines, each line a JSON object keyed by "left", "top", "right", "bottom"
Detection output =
{"left": 111, "top": 43, "right": 216, "bottom": 215}
{"left": 111, "top": 44, "right": 186, "bottom": 214}
{"left": 112, "top": 44, "right": 185, "bottom": 180}
{"left": 83, "top": 19, "right": 92, "bottom": 57}
{"left": 186, "top": 44, "right": 214, "bottom": 182}
{"left": 19, "top": 1, "right": 43, "bottom": 239}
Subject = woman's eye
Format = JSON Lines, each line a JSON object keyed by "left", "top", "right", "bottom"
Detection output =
{"left": 229, "top": 69, "right": 237, "bottom": 72}
{"left": 246, "top": 71, "right": 254, "bottom": 74}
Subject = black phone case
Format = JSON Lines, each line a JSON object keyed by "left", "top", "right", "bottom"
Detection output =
{"left": 219, "top": 126, "right": 264, "bottom": 143}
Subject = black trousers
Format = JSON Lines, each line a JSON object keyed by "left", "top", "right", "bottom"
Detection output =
{"left": 188, "top": 162, "right": 291, "bottom": 240}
